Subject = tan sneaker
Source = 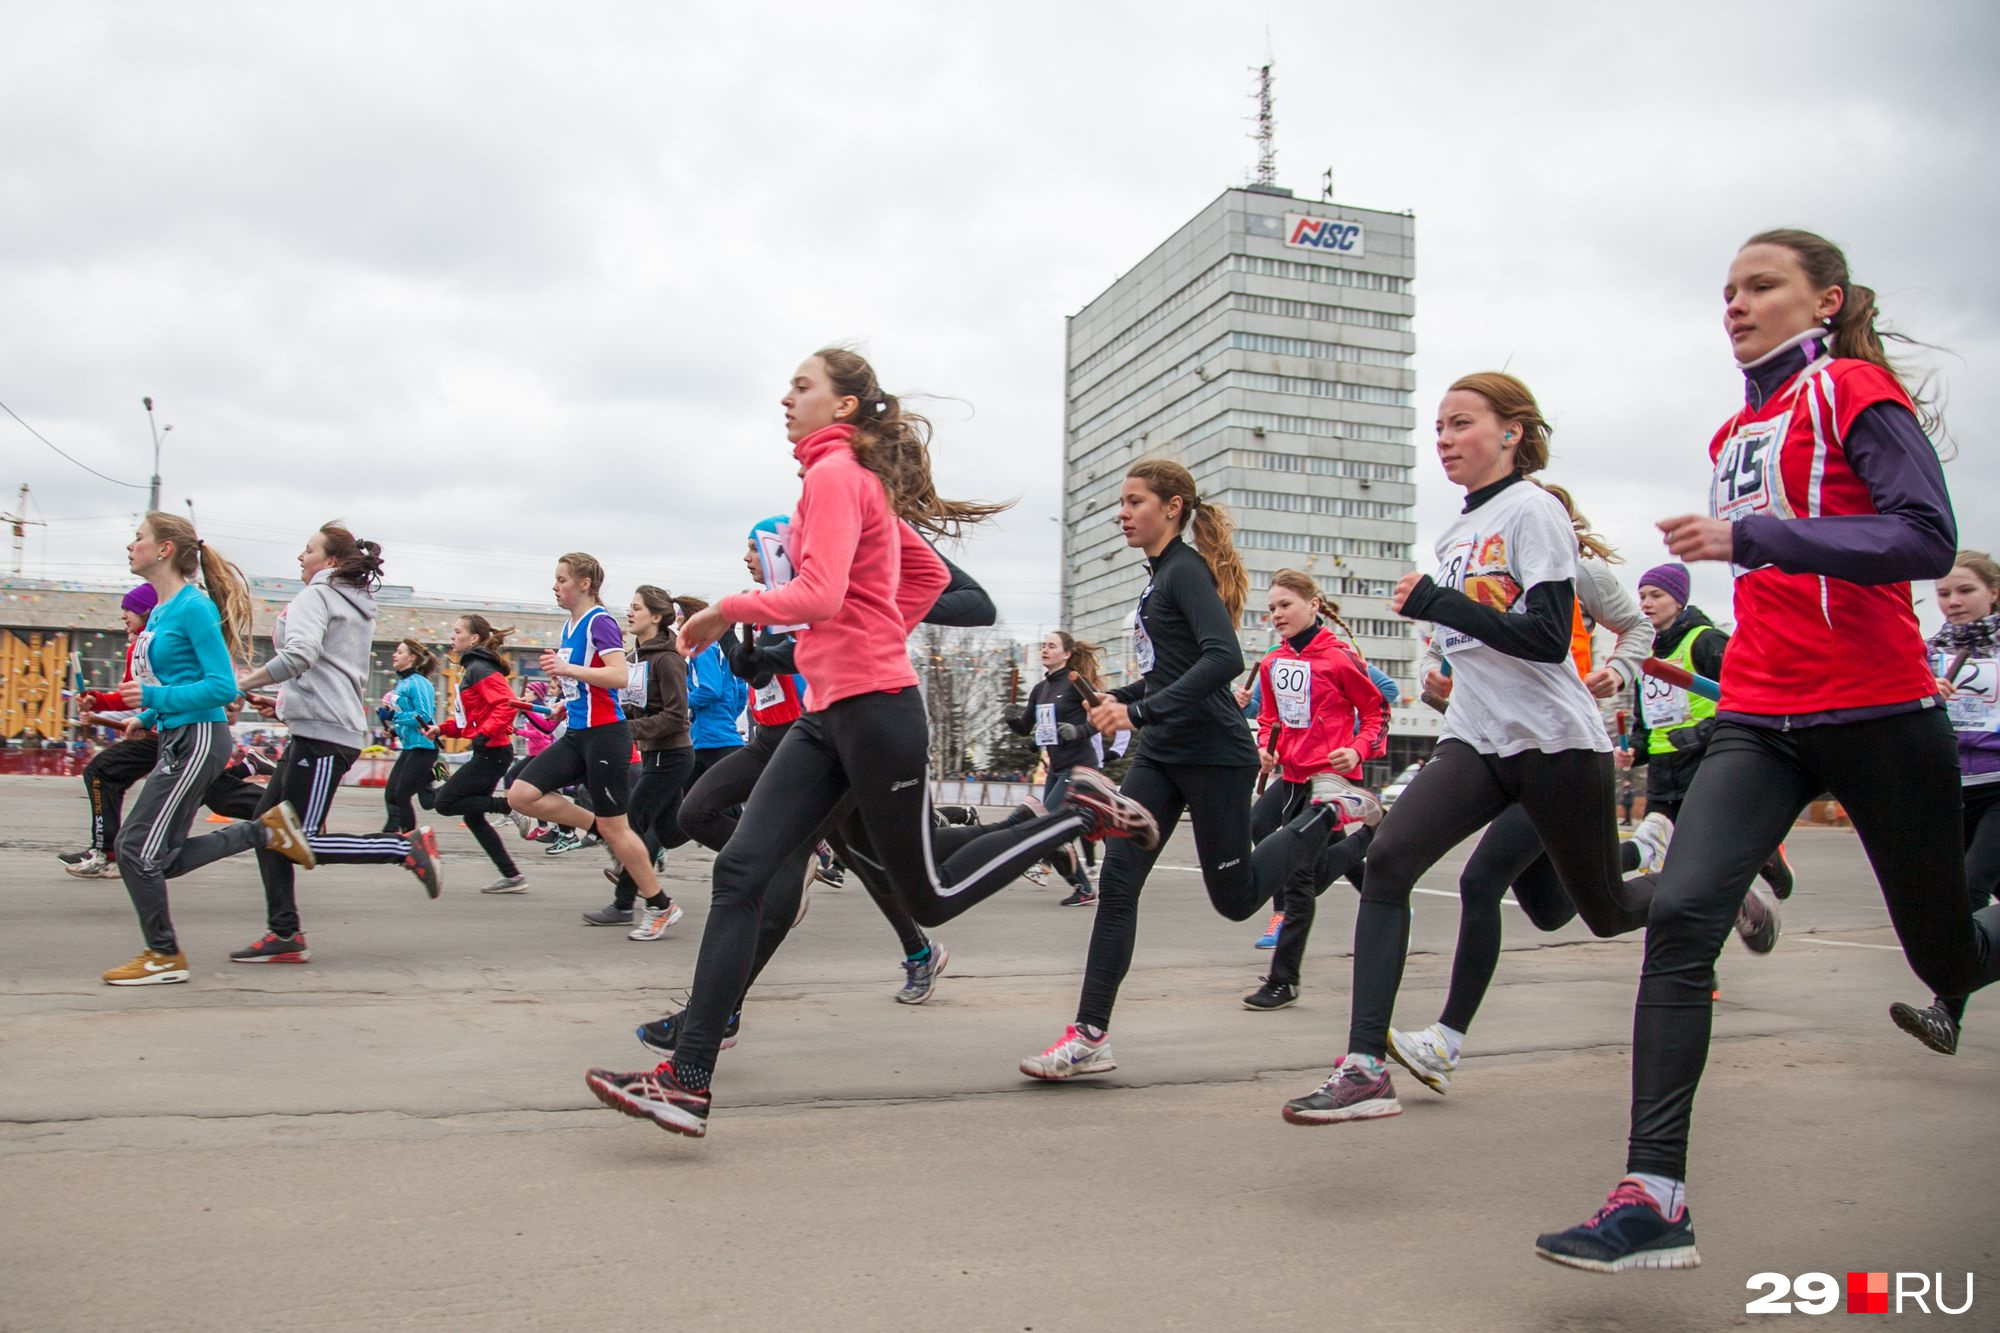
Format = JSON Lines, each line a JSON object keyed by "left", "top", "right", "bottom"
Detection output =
{"left": 103, "top": 949, "right": 190, "bottom": 986}
{"left": 258, "top": 801, "right": 318, "bottom": 869}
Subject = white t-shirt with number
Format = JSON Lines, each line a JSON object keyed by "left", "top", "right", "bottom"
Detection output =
{"left": 1428, "top": 481, "right": 1608, "bottom": 757}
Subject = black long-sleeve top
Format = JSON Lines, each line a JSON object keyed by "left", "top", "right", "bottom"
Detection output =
{"left": 1110, "top": 538, "right": 1256, "bottom": 766}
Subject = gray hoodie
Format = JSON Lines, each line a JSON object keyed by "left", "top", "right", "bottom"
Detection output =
{"left": 266, "top": 569, "right": 379, "bottom": 748}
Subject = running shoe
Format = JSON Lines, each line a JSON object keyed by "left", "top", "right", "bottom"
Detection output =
{"left": 1534, "top": 1180, "right": 1701, "bottom": 1273}
{"left": 1308, "top": 772, "right": 1384, "bottom": 827}
{"left": 602, "top": 865, "right": 621, "bottom": 886}
{"left": 1627, "top": 811, "right": 1673, "bottom": 875}
{"left": 403, "top": 827, "right": 442, "bottom": 898}
{"left": 1281, "top": 1057, "right": 1400, "bottom": 1124}
{"left": 1061, "top": 768, "right": 1160, "bottom": 850}
{"left": 505, "top": 809, "right": 534, "bottom": 839}
{"left": 628, "top": 899, "right": 683, "bottom": 940}
{"left": 1761, "top": 841, "right": 1796, "bottom": 900}
{"left": 431, "top": 759, "right": 449, "bottom": 786}
{"left": 584, "top": 1062, "right": 710, "bottom": 1138}
{"left": 636, "top": 1007, "right": 739, "bottom": 1056}
{"left": 103, "top": 948, "right": 189, "bottom": 986}
{"left": 544, "top": 831, "right": 586, "bottom": 856}
{"left": 481, "top": 874, "right": 529, "bottom": 894}
{"left": 1254, "top": 911, "right": 1285, "bottom": 949}
{"left": 229, "top": 932, "right": 310, "bottom": 964}
{"left": 1733, "top": 878, "right": 1780, "bottom": 953}
{"left": 1058, "top": 886, "right": 1097, "bottom": 907}
{"left": 1889, "top": 1000, "right": 1959, "bottom": 1055}
{"left": 1386, "top": 1023, "right": 1459, "bottom": 1094}
{"left": 57, "top": 846, "right": 94, "bottom": 866}
{"left": 896, "top": 941, "right": 949, "bottom": 1005}
{"left": 1019, "top": 1025, "right": 1116, "bottom": 1080}
{"left": 64, "top": 850, "right": 117, "bottom": 879}
{"left": 581, "top": 904, "right": 634, "bottom": 926}
{"left": 1022, "top": 863, "right": 1051, "bottom": 886}
{"left": 258, "top": 801, "right": 318, "bottom": 869}
{"left": 813, "top": 861, "right": 845, "bottom": 887}
{"left": 1242, "top": 976, "right": 1298, "bottom": 1010}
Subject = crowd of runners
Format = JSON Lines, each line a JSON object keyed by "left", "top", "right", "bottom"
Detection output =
{"left": 53, "top": 227, "right": 2000, "bottom": 1276}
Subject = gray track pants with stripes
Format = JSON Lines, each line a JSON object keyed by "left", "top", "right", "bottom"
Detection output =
{"left": 117, "top": 722, "right": 264, "bottom": 953}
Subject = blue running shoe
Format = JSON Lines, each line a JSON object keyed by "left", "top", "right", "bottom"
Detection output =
{"left": 896, "top": 941, "right": 949, "bottom": 1005}
{"left": 1255, "top": 911, "right": 1285, "bottom": 949}
{"left": 1535, "top": 1180, "right": 1701, "bottom": 1273}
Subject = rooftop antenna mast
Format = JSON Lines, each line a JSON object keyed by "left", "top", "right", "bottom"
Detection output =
{"left": 1250, "top": 56, "right": 1277, "bottom": 188}
{"left": 4, "top": 483, "right": 46, "bottom": 575}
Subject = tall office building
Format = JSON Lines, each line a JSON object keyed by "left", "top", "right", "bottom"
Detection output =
{"left": 1060, "top": 185, "right": 1430, "bottom": 760}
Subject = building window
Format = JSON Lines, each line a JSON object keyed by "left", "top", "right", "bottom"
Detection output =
{"left": 1235, "top": 292, "right": 1413, "bottom": 331}
{"left": 1230, "top": 254, "right": 1412, "bottom": 295}
{"left": 1237, "top": 529, "right": 1413, "bottom": 560}
{"left": 1214, "top": 488, "right": 1409, "bottom": 520}
{"left": 1181, "top": 410, "right": 1409, "bottom": 451}
{"left": 1224, "top": 331, "right": 1406, "bottom": 367}
{"left": 1228, "top": 449, "right": 1411, "bottom": 482}
{"left": 1069, "top": 258, "right": 1231, "bottom": 382}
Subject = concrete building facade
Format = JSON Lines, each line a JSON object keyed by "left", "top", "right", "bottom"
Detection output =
{"left": 1060, "top": 185, "right": 1440, "bottom": 768}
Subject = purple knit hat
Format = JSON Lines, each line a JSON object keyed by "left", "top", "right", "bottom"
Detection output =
{"left": 121, "top": 583, "right": 159, "bottom": 619}
{"left": 1636, "top": 563, "right": 1691, "bottom": 608}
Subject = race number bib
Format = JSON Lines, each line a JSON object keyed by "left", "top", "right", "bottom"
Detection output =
{"left": 1939, "top": 651, "right": 2000, "bottom": 732}
{"left": 451, "top": 692, "right": 467, "bottom": 728}
{"left": 1639, "top": 672, "right": 1689, "bottom": 729}
{"left": 1132, "top": 604, "right": 1156, "bottom": 675}
{"left": 620, "top": 661, "right": 650, "bottom": 710}
{"left": 1431, "top": 539, "right": 1476, "bottom": 655}
{"left": 1033, "top": 702, "right": 1059, "bottom": 747}
{"left": 1711, "top": 417, "right": 1787, "bottom": 523}
{"left": 753, "top": 678, "right": 786, "bottom": 711}
{"left": 130, "top": 631, "right": 160, "bottom": 686}
{"left": 558, "top": 675, "right": 580, "bottom": 703}
{"left": 1271, "top": 659, "right": 1312, "bottom": 729}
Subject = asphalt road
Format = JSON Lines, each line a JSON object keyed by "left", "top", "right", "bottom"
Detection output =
{"left": 1, "top": 774, "right": 1993, "bottom": 1330}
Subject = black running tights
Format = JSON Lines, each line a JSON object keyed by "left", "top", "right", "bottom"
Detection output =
{"left": 433, "top": 744, "right": 520, "bottom": 878}
{"left": 1348, "top": 740, "right": 1652, "bottom": 1059}
{"left": 1076, "top": 756, "right": 1334, "bottom": 1031}
{"left": 1628, "top": 711, "right": 2000, "bottom": 1180}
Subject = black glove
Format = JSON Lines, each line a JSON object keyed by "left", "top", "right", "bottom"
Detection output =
{"left": 1667, "top": 718, "right": 1717, "bottom": 754}
{"left": 727, "top": 625, "right": 767, "bottom": 682}
{"left": 1056, "top": 723, "right": 1082, "bottom": 743}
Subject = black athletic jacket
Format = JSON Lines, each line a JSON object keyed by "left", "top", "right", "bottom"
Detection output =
{"left": 1110, "top": 539, "right": 1256, "bottom": 766}
{"left": 1007, "top": 668, "right": 1097, "bottom": 772}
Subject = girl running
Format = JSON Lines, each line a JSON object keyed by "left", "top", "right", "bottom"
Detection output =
{"left": 379, "top": 638, "right": 439, "bottom": 834}
{"left": 60, "top": 582, "right": 160, "bottom": 879}
{"left": 1536, "top": 228, "right": 2000, "bottom": 1273}
{"left": 1385, "top": 486, "right": 1663, "bottom": 1091}
{"left": 505, "top": 553, "right": 665, "bottom": 912}
{"left": 1241, "top": 569, "right": 1390, "bottom": 1011}
{"left": 1281, "top": 373, "right": 1659, "bottom": 1126}
{"left": 431, "top": 615, "right": 531, "bottom": 893}
{"left": 586, "top": 346, "right": 1152, "bottom": 1137}
{"left": 101, "top": 513, "right": 315, "bottom": 985}
{"left": 605, "top": 584, "right": 699, "bottom": 941}
{"left": 1005, "top": 631, "right": 1104, "bottom": 906}
{"left": 1887, "top": 550, "right": 2000, "bottom": 1054}
{"left": 227, "top": 523, "right": 444, "bottom": 965}
{"left": 1019, "top": 459, "right": 1379, "bottom": 1081}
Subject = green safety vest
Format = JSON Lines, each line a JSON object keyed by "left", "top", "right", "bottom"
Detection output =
{"left": 1643, "top": 625, "right": 1716, "bottom": 756}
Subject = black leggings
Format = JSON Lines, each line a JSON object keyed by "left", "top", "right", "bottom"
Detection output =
{"left": 1629, "top": 710, "right": 2000, "bottom": 1179}
{"left": 83, "top": 734, "right": 160, "bottom": 856}
{"left": 1437, "top": 804, "right": 1645, "bottom": 1034}
{"left": 253, "top": 737, "right": 422, "bottom": 936}
{"left": 1348, "top": 740, "right": 1654, "bottom": 1059}
{"left": 674, "top": 691, "right": 1088, "bottom": 1072}
{"left": 1257, "top": 780, "right": 1371, "bottom": 988}
{"left": 612, "top": 748, "right": 696, "bottom": 909}
{"left": 1962, "top": 781, "right": 2000, "bottom": 915}
{"left": 1076, "top": 755, "right": 1336, "bottom": 1031}
{"left": 382, "top": 747, "right": 437, "bottom": 833}
{"left": 433, "top": 744, "right": 519, "bottom": 878}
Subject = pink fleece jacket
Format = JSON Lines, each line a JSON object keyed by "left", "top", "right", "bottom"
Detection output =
{"left": 717, "top": 424, "right": 948, "bottom": 711}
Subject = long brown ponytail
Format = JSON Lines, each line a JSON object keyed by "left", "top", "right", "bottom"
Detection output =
{"left": 814, "top": 346, "right": 1012, "bottom": 539}
{"left": 144, "top": 511, "right": 253, "bottom": 660}
{"left": 1055, "top": 631, "right": 1103, "bottom": 689}
{"left": 1745, "top": 227, "right": 1943, "bottom": 437}
{"left": 1126, "top": 458, "right": 1248, "bottom": 621}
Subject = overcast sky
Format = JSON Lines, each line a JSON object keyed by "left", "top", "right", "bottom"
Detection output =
{"left": 5, "top": 1, "right": 1996, "bottom": 636}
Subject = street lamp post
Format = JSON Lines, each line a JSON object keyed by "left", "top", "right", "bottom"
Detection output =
{"left": 142, "top": 396, "right": 171, "bottom": 513}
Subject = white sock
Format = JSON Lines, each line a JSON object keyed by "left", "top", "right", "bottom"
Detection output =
{"left": 1435, "top": 1022, "right": 1465, "bottom": 1060}
{"left": 1626, "top": 1173, "right": 1686, "bottom": 1216}
{"left": 1343, "top": 1051, "right": 1384, "bottom": 1073}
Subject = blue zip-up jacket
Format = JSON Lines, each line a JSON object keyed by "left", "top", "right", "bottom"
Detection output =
{"left": 136, "top": 583, "right": 238, "bottom": 730}
{"left": 687, "top": 641, "right": 749, "bottom": 749}
{"left": 387, "top": 671, "right": 437, "bottom": 750}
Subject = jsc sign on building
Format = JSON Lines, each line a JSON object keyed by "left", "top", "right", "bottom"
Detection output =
{"left": 1284, "top": 213, "right": 1365, "bottom": 256}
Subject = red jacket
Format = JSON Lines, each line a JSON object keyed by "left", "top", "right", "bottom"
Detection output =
{"left": 437, "top": 648, "right": 518, "bottom": 750}
{"left": 716, "top": 424, "right": 949, "bottom": 711}
{"left": 1255, "top": 627, "right": 1388, "bottom": 783}
{"left": 83, "top": 637, "right": 138, "bottom": 712}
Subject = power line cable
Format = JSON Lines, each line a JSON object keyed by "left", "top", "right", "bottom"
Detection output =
{"left": 0, "top": 397, "right": 148, "bottom": 489}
